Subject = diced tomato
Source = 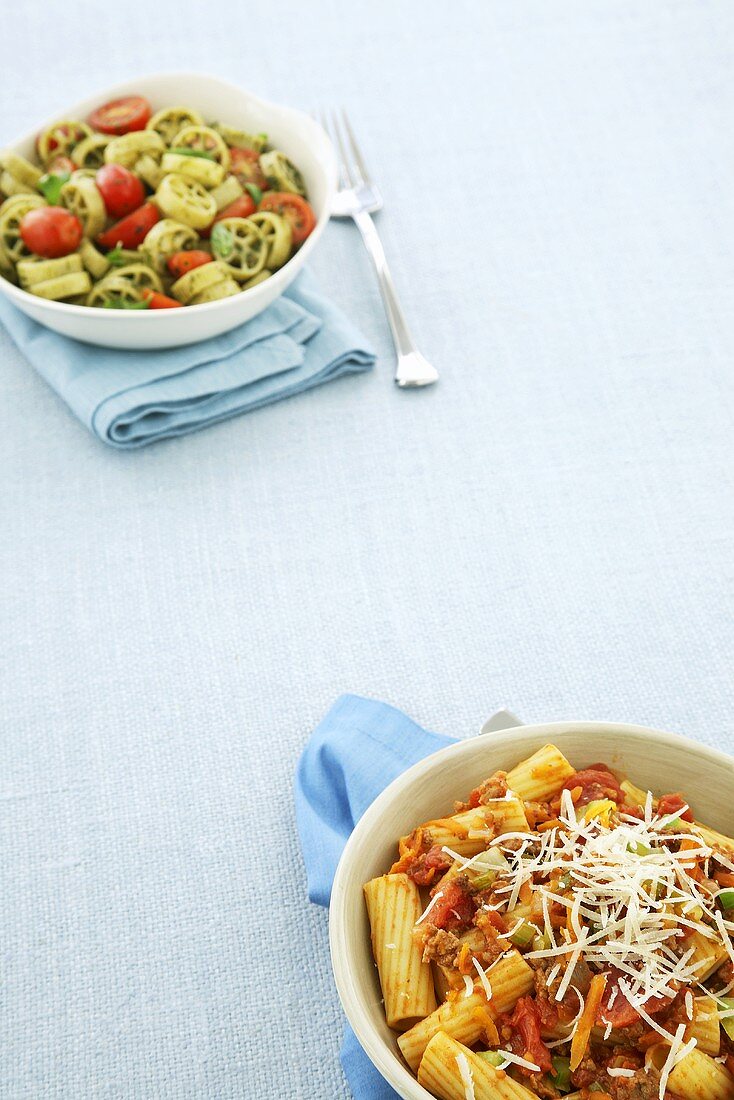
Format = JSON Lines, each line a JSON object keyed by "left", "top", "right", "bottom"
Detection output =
{"left": 89, "top": 95, "right": 152, "bottom": 135}
{"left": 19, "top": 207, "right": 83, "bottom": 258}
{"left": 141, "top": 289, "right": 182, "bottom": 309}
{"left": 259, "top": 191, "right": 316, "bottom": 245}
{"left": 407, "top": 844, "right": 451, "bottom": 887}
{"left": 229, "top": 147, "right": 268, "bottom": 190}
{"left": 97, "top": 203, "right": 160, "bottom": 250}
{"left": 483, "top": 909, "right": 508, "bottom": 934}
{"left": 166, "top": 251, "right": 213, "bottom": 279}
{"left": 200, "top": 193, "right": 257, "bottom": 238}
{"left": 596, "top": 969, "right": 672, "bottom": 1029}
{"left": 95, "top": 164, "right": 146, "bottom": 219}
{"left": 657, "top": 793, "right": 694, "bottom": 822}
{"left": 562, "top": 766, "right": 624, "bottom": 807}
{"left": 428, "top": 880, "right": 475, "bottom": 931}
{"left": 510, "top": 997, "right": 552, "bottom": 1072}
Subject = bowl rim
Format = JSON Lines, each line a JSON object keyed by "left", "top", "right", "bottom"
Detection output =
{"left": 0, "top": 70, "right": 336, "bottom": 320}
{"left": 329, "top": 719, "right": 734, "bottom": 1099}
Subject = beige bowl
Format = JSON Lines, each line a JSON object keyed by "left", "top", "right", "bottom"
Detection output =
{"left": 329, "top": 720, "right": 734, "bottom": 1099}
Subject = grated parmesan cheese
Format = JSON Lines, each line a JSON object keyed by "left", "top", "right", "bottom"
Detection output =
{"left": 455, "top": 1052, "right": 476, "bottom": 1100}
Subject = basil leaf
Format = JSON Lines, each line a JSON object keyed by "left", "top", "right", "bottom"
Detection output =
{"left": 244, "top": 183, "right": 262, "bottom": 206}
{"left": 106, "top": 244, "right": 126, "bottom": 266}
{"left": 168, "top": 147, "right": 216, "bottom": 161}
{"left": 211, "top": 223, "right": 234, "bottom": 259}
{"left": 102, "top": 298, "right": 150, "bottom": 310}
{"left": 38, "top": 171, "right": 70, "bottom": 205}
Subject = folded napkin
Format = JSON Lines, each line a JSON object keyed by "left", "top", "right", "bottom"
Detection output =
{"left": 0, "top": 271, "right": 375, "bottom": 448}
{"left": 295, "top": 694, "right": 454, "bottom": 1099}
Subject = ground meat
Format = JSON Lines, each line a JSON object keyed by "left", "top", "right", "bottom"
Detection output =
{"left": 531, "top": 958, "right": 592, "bottom": 1026}
{"left": 571, "top": 1052, "right": 607, "bottom": 1089}
{"left": 712, "top": 958, "right": 734, "bottom": 992}
{"left": 606, "top": 1069, "right": 663, "bottom": 1100}
{"left": 459, "top": 771, "right": 510, "bottom": 809}
{"left": 518, "top": 1073, "right": 560, "bottom": 1099}
{"left": 417, "top": 927, "right": 464, "bottom": 969}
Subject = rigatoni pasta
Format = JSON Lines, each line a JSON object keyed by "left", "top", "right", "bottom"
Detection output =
{"left": 364, "top": 745, "right": 734, "bottom": 1100}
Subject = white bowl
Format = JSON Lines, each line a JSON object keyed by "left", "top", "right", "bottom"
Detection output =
{"left": 0, "top": 72, "right": 336, "bottom": 349}
{"left": 329, "top": 721, "right": 734, "bottom": 1099}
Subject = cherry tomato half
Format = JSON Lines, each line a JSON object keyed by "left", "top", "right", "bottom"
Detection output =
{"left": 141, "top": 289, "right": 182, "bottom": 309}
{"left": 88, "top": 96, "right": 152, "bottom": 135}
{"left": 200, "top": 194, "right": 256, "bottom": 238}
{"left": 46, "top": 155, "right": 77, "bottom": 176}
{"left": 166, "top": 251, "right": 213, "bottom": 279}
{"left": 258, "top": 192, "right": 316, "bottom": 245}
{"left": 95, "top": 164, "right": 146, "bottom": 219}
{"left": 20, "top": 207, "right": 83, "bottom": 258}
{"left": 229, "top": 147, "right": 268, "bottom": 191}
{"left": 97, "top": 202, "right": 160, "bottom": 251}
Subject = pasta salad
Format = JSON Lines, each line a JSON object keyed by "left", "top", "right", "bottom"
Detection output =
{"left": 364, "top": 745, "right": 734, "bottom": 1100}
{"left": 0, "top": 95, "right": 316, "bottom": 309}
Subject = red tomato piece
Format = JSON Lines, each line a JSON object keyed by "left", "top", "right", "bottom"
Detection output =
{"left": 95, "top": 164, "right": 146, "bottom": 218}
{"left": 510, "top": 997, "right": 552, "bottom": 1072}
{"left": 596, "top": 969, "right": 672, "bottom": 1029}
{"left": 88, "top": 96, "right": 152, "bottom": 135}
{"left": 657, "top": 793, "right": 694, "bottom": 822}
{"left": 229, "top": 147, "right": 268, "bottom": 190}
{"left": 141, "top": 289, "right": 182, "bottom": 309}
{"left": 20, "top": 207, "right": 83, "bottom": 258}
{"left": 166, "top": 251, "right": 213, "bottom": 279}
{"left": 427, "top": 880, "right": 475, "bottom": 931}
{"left": 200, "top": 193, "right": 257, "bottom": 238}
{"left": 36, "top": 123, "right": 88, "bottom": 158}
{"left": 258, "top": 192, "right": 316, "bottom": 245}
{"left": 46, "top": 155, "right": 77, "bottom": 176}
{"left": 562, "top": 766, "right": 625, "bottom": 807}
{"left": 97, "top": 203, "right": 160, "bottom": 250}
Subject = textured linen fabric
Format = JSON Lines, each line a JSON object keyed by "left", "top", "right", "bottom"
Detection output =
{"left": 1, "top": 2, "right": 733, "bottom": 1098}
{"left": 0, "top": 273, "right": 375, "bottom": 447}
{"left": 295, "top": 693, "right": 454, "bottom": 1098}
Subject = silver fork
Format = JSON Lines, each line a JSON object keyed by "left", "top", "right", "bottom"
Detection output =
{"left": 318, "top": 109, "right": 438, "bottom": 388}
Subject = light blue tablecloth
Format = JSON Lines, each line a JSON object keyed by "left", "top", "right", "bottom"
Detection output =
{"left": 1, "top": 2, "right": 732, "bottom": 1097}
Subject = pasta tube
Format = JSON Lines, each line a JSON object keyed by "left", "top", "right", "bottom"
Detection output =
{"left": 170, "top": 261, "right": 233, "bottom": 305}
{"left": 0, "top": 194, "right": 46, "bottom": 262}
{"left": 169, "top": 125, "right": 230, "bottom": 170}
{"left": 17, "top": 253, "right": 83, "bottom": 287}
{"left": 417, "top": 1032, "right": 537, "bottom": 1100}
{"left": 1, "top": 170, "right": 36, "bottom": 197}
{"left": 241, "top": 268, "right": 272, "bottom": 290}
{"left": 211, "top": 217, "right": 268, "bottom": 281}
{"left": 29, "top": 271, "right": 91, "bottom": 300}
{"left": 398, "top": 950, "right": 534, "bottom": 1071}
{"left": 160, "top": 153, "right": 225, "bottom": 188}
{"left": 686, "top": 929, "right": 729, "bottom": 980}
{"left": 104, "top": 131, "right": 165, "bottom": 169}
{"left": 71, "top": 134, "right": 110, "bottom": 170}
{"left": 414, "top": 797, "right": 530, "bottom": 859}
{"left": 189, "top": 278, "right": 241, "bottom": 304}
{"left": 37, "top": 120, "right": 91, "bottom": 163}
{"left": 364, "top": 874, "right": 436, "bottom": 1030}
{"left": 213, "top": 123, "right": 267, "bottom": 151}
{"left": 134, "top": 154, "right": 164, "bottom": 191}
{"left": 506, "top": 744, "right": 576, "bottom": 801}
{"left": 686, "top": 995, "right": 720, "bottom": 1056}
{"left": 667, "top": 1046, "right": 734, "bottom": 1100}
{"left": 78, "top": 239, "right": 110, "bottom": 280}
{"left": 210, "top": 175, "right": 244, "bottom": 212}
{"left": 1, "top": 152, "right": 42, "bottom": 188}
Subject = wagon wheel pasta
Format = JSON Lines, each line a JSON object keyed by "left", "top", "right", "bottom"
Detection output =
{"left": 60, "top": 176, "right": 106, "bottom": 238}
{"left": 169, "top": 125, "right": 230, "bottom": 170}
{"left": 155, "top": 173, "right": 217, "bottom": 229}
{"left": 365, "top": 745, "right": 734, "bottom": 1100}
{"left": 210, "top": 217, "right": 268, "bottom": 281}
{"left": 142, "top": 218, "right": 199, "bottom": 273}
{"left": 0, "top": 92, "right": 316, "bottom": 309}
{"left": 147, "top": 106, "right": 204, "bottom": 144}
{"left": 259, "top": 149, "right": 306, "bottom": 195}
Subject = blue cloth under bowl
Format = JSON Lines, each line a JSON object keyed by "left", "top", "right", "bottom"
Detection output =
{"left": 0, "top": 272, "right": 375, "bottom": 448}
{"left": 295, "top": 694, "right": 455, "bottom": 1099}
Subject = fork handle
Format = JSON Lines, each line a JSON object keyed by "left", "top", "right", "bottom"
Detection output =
{"left": 352, "top": 210, "right": 438, "bottom": 388}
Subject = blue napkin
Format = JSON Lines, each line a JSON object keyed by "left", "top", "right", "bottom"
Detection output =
{"left": 0, "top": 271, "right": 375, "bottom": 448}
{"left": 295, "top": 694, "right": 454, "bottom": 1099}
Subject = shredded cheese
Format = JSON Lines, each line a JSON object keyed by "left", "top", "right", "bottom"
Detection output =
{"left": 415, "top": 890, "right": 443, "bottom": 926}
{"left": 472, "top": 957, "right": 493, "bottom": 1000}
{"left": 455, "top": 1052, "right": 476, "bottom": 1100}
{"left": 497, "top": 1050, "right": 541, "bottom": 1072}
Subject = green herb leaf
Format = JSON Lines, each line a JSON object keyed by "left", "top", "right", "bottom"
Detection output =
{"left": 38, "top": 171, "right": 70, "bottom": 205}
{"left": 102, "top": 298, "right": 150, "bottom": 310}
{"left": 168, "top": 147, "right": 216, "bottom": 161}
{"left": 106, "top": 243, "right": 126, "bottom": 266}
{"left": 244, "top": 182, "right": 263, "bottom": 206}
{"left": 211, "top": 223, "right": 235, "bottom": 259}
{"left": 717, "top": 888, "right": 734, "bottom": 912}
